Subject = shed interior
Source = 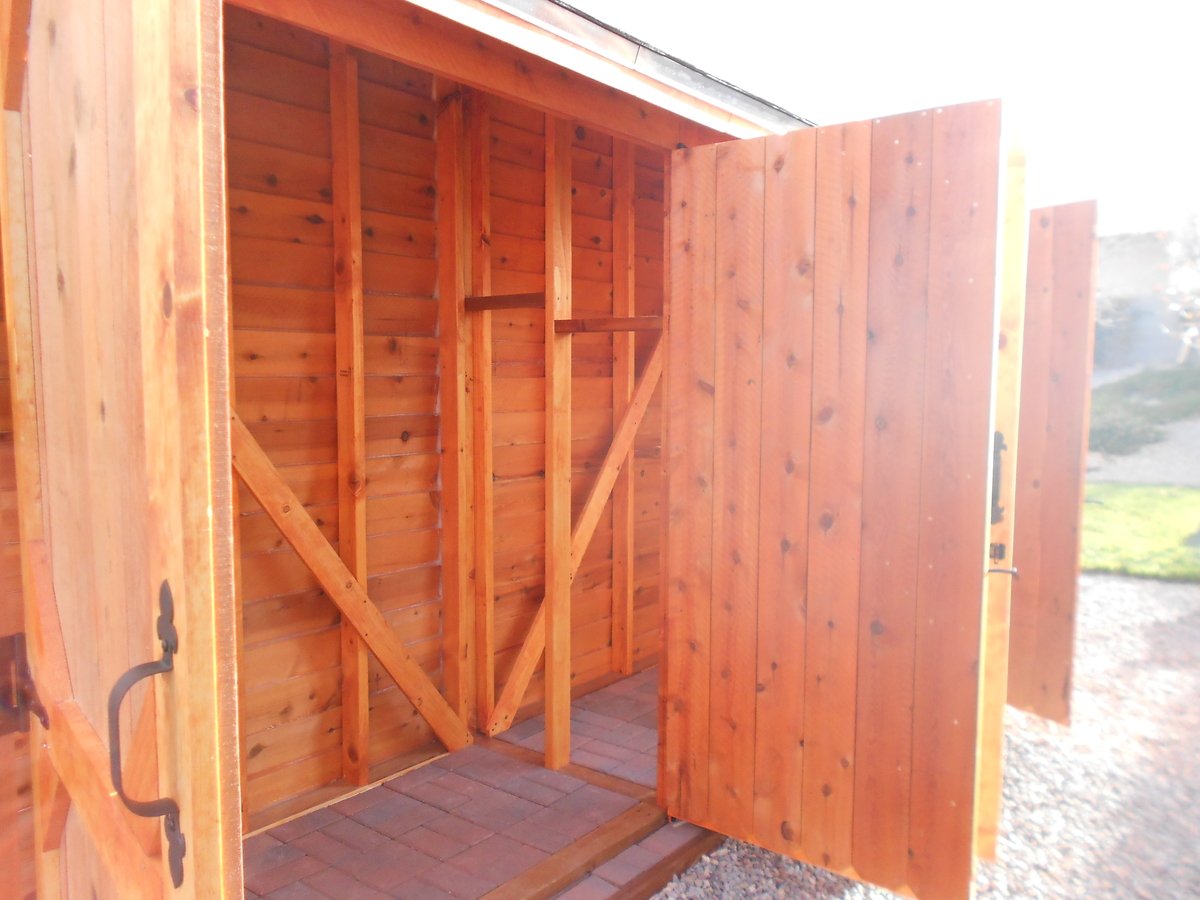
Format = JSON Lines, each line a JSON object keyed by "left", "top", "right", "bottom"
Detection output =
{"left": 223, "top": 4, "right": 676, "bottom": 830}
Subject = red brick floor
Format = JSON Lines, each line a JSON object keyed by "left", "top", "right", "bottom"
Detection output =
{"left": 496, "top": 665, "right": 659, "bottom": 787}
{"left": 241, "top": 666, "right": 694, "bottom": 899}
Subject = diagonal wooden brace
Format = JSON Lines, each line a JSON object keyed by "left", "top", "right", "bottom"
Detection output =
{"left": 230, "top": 412, "right": 472, "bottom": 752}
{"left": 486, "top": 336, "right": 665, "bottom": 735}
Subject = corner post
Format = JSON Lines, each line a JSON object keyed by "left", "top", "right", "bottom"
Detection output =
{"left": 544, "top": 117, "right": 573, "bottom": 769}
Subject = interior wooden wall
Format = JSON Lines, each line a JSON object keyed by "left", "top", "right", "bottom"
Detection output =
{"left": 482, "top": 100, "right": 666, "bottom": 715}
{"left": 225, "top": 7, "right": 667, "bottom": 819}
{"left": 0, "top": 278, "right": 35, "bottom": 900}
{"left": 630, "top": 145, "right": 668, "bottom": 664}
{"left": 226, "top": 8, "right": 445, "bottom": 819}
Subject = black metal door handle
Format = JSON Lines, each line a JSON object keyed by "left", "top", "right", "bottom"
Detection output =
{"left": 107, "top": 580, "right": 186, "bottom": 888}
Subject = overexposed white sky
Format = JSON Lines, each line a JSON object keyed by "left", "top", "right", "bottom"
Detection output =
{"left": 569, "top": 0, "right": 1200, "bottom": 235}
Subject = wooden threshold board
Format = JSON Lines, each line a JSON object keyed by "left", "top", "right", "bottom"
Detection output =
{"left": 620, "top": 828, "right": 725, "bottom": 899}
{"left": 244, "top": 746, "right": 446, "bottom": 836}
{"left": 483, "top": 801, "right": 666, "bottom": 900}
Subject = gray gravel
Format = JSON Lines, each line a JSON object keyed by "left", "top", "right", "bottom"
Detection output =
{"left": 655, "top": 574, "right": 1200, "bottom": 899}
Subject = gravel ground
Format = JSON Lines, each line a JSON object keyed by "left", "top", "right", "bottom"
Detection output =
{"left": 654, "top": 574, "right": 1200, "bottom": 899}
{"left": 1086, "top": 417, "right": 1200, "bottom": 487}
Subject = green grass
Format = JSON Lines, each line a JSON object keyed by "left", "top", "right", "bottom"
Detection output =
{"left": 1082, "top": 483, "right": 1200, "bottom": 581}
{"left": 1089, "top": 366, "right": 1200, "bottom": 455}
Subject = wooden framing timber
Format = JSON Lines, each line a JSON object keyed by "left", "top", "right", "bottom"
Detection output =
{"left": 229, "top": 412, "right": 473, "bottom": 752}
{"left": 610, "top": 138, "right": 637, "bottom": 675}
{"left": 330, "top": 40, "right": 371, "bottom": 786}
{"left": 467, "top": 89, "right": 497, "bottom": 726}
{"left": 464, "top": 292, "right": 542, "bottom": 312}
{"left": 543, "top": 115, "right": 573, "bottom": 769}
{"left": 436, "top": 77, "right": 475, "bottom": 723}
{"left": 974, "top": 147, "right": 1028, "bottom": 858}
{"left": 486, "top": 335, "right": 666, "bottom": 735}
{"left": 3, "top": 105, "right": 56, "bottom": 900}
{"left": 228, "top": 0, "right": 736, "bottom": 149}
{"left": 553, "top": 315, "right": 662, "bottom": 334}
{"left": 398, "top": 0, "right": 785, "bottom": 140}
{"left": 1, "top": 0, "right": 32, "bottom": 110}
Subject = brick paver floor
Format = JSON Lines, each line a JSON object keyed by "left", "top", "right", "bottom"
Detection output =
{"left": 496, "top": 665, "right": 659, "bottom": 787}
{"left": 242, "top": 666, "right": 695, "bottom": 899}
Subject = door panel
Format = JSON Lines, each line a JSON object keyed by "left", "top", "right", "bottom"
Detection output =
{"left": 1008, "top": 202, "right": 1097, "bottom": 723}
{"left": 664, "top": 101, "right": 1003, "bottom": 900}
{"left": 4, "top": 0, "right": 241, "bottom": 896}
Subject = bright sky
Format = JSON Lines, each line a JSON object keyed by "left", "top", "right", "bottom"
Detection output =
{"left": 568, "top": 0, "right": 1200, "bottom": 236}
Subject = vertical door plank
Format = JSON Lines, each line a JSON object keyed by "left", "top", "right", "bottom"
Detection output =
{"left": 908, "top": 101, "right": 1001, "bottom": 900}
{"left": 610, "top": 138, "right": 636, "bottom": 675}
{"left": 974, "top": 149, "right": 1028, "bottom": 858}
{"left": 1010, "top": 201, "right": 1096, "bottom": 723}
{"left": 330, "top": 41, "right": 369, "bottom": 784}
{"left": 665, "top": 101, "right": 1005, "bottom": 900}
{"left": 751, "top": 128, "right": 815, "bottom": 856}
{"left": 662, "top": 144, "right": 717, "bottom": 820}
{"left": 851, "top": 108, "right": 932, "bottom": 889}
{"left": 800, "top": 120, "right": 871, "bottom": 872}
{"left": 706, "top": 138, "right": 765, "bottom": 838}
{"left": 543, "top": 115, "right": 573, "bottom": 769}
{"left": 468, "top": 90, "right": 496, "bottom": 725}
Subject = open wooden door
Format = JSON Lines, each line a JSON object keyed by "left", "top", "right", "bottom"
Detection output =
{"left": 0, "top": 0, "right": 242, "bottom": 897}
{"left": 1008, "top": 202, "right": 1098, "bottom": 723}
{"left": 663, "top": 101, "right": 1005, "bottom": 900}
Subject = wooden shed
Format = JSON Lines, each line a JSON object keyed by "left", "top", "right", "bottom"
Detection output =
{"left": 0, "top": 1, "right": 1096, "bottom": 898}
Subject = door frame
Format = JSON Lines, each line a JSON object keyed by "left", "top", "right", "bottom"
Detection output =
{"left": 0, "top": 1, "right": 243, "bottom": 895}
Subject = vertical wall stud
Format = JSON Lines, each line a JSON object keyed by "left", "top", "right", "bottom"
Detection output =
{"left": 330, "top": 41, "right": 369, "bottom": 785}
{"left": 610, "top": 139, "right": 637, "bottom": 675}
{"left": 435, "top": 78, "right": 475, "bottom": 722}
{"left": 467, "top": 91, "right": 496, "bottom": 725}
{"left": 544, "top": 116, "right": 573, "bottom": 769}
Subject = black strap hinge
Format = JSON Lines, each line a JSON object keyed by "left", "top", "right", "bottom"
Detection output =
{"left": 1, "top": 632, "right": 48, "bottom": 735}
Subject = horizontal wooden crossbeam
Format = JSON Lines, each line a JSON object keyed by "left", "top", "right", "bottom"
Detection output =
{"left": 464, "top": 292, "right": 543, "bottom": 312}
{"left": 229, "top": 412, "right": 472, "bottom": 752}
{"left": 553, "top": 316, "right": 663, "bottom": 334}
{"left": 485, "top": 336, "right": 665, "bottom": 735}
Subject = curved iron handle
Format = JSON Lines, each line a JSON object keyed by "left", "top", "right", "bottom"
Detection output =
{"left": 107, "top": 580, "right": 186, "bottom": 888}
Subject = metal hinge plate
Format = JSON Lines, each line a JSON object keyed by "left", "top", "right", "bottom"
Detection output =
{"left": 1, "top": 632, "right": 48, "bottom": 735}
